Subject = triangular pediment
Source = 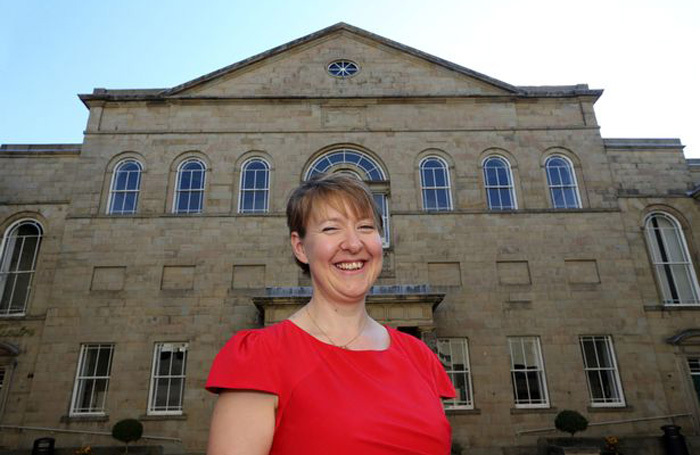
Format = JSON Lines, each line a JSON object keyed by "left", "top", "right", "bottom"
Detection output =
{"left": 164, "top": 23, "right": 517, "bottom": 98}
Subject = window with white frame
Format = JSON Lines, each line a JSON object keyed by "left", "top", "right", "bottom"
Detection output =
{"left": 644, "top": 212, "right": 700, "bottom": 305}
{"left": 579, "top": 336, "right": 625, "bottom": 406}
{"left": 304, "top": 149, "right": 391, "bottom": 247}
{"left": 148, "top": 342, "right": 188, "bottom": 414}
{"left": 70, "top": 344, "right": 114, "bottom": 415}
{"left": 108, "top": 159, "right": 143, "bottom": 214}
{"left": 0, "top": 220, "right": 43, "bottom": 316}
{"left": 435, "top": 338, "right": 473, "bottom": 409}
{"left": 508, "top": 337, "right": 549, "bottom": 408}
{"left": 174, "top": 159, "right": 206, "bottom": 214}
{"left": 238, "top": 159, "right": 270, "bottom": 213}
{"left": 687, "top": 358, "right": 700, "bottom": 404}
{"left": 483, "top": 156, "right": 517, "bottom": 210}
{"left": 420, "top": 157, "right": 453, "bottom": 211}
{"left": 545, "top": 155, "right": 581, "bottom": 209}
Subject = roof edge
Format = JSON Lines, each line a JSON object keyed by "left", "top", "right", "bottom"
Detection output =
{"left": 161, "top": 22, "right": 521, "bottom": 96}
{"left": 604, "top": 138, "right": 684, "bottom": 149}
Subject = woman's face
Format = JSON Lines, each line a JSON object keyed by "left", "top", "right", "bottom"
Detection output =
{"left": 291, "top": 201, "right": 383, "bottom": 306}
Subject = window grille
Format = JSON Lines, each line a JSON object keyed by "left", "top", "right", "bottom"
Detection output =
{"left": 0, "top": 220, "right": 43, "bottom": 316}
{"left": 545, "top": 156, "right": 580, "bottom": 209}
{"left": 508, "top": 337, "right": 549, "bottom": 408}
{"left": 174, "top": 159, "right": 206, "bottom": 214}
{"left": 148, "top": 342, "right": 188, "bottom": 414}
{"left": 238, "top": 159, "right": 270, "bottom": 213}
{"left": 644, "top": 213, "right": 700, "bottom": 305}
{"left": 436, "top": 338, "right": 473, "bottom": 409}
{"left": 420, "top": 157, "right": 453, "bottom": 211}
{"left": 70, "top": 344, "right": 114, "bottom": 415}
{"left": 483, "top": 156, "right": 517, "bottom": 210}
{"left": 579, "top": 336, "right": 625, "bottom": 406}
{"left": 108, "top": 160, "right": 142, "bottom": 214}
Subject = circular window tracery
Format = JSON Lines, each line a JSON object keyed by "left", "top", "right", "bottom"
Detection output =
{"left": 327, "top": 60, "right": 359, "bottom": 78}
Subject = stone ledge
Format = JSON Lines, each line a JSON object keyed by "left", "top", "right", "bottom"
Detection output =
{"left": 139, "top": 413, "right": 187, "bottom": 421}
{"left": 510, "top": 406, "right": 558, "bottom": 414}
{"left": 587, "top": 404, "right": 633, "bottom": 413}
{"left": 60, "top": 414, "right": 109, "bottom": 423}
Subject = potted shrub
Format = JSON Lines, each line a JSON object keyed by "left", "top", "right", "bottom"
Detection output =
{"left": 112, "top": 418, "right": 143, "bottom": 455}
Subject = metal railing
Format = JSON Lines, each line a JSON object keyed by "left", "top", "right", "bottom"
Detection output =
{"left": 516, "top": 412, "right": 694, "bottom": 436}
{"left": 0, "top": 424, "right": 181, "bottom": 443}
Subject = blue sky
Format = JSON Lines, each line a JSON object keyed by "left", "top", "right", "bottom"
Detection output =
{"left": 1, "top": 0, "right": 698, "bottom": 157}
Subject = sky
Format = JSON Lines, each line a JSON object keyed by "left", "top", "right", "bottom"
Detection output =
{"left": 1, "top": 0, "right": 698, "bottom": 158}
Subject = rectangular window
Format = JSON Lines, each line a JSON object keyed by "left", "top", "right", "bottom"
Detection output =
{"left": 70, "top": 344, "right": 114, "bottom": 415}
{"left": 580, "top": 336, "right": 625, "bottom": 406}
{"left": 436, "top": 338, "right": 473, "bottom": 409}
{"left": 148, "top": 342, "right": 188, "bottom": 414}
{"left": 508, "top": 337, "right": 549, "bottom": 408}
{"left": 372, "top": 193, "right": 390, "bottom": 248}
{"left": 688, "top": 358, "right": 700, "bottom": 404}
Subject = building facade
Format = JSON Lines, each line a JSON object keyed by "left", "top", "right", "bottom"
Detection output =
{"left": 1, "top": 23, "right": 700, "bottom": 453}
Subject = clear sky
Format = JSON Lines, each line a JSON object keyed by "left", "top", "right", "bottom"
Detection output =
{"left": 1, "top": 0, "right": 698, "bottom": 158}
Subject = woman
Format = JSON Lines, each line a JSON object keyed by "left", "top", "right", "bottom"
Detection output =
{"left": 206, "top": 174, "right": 455, "bottom": 455}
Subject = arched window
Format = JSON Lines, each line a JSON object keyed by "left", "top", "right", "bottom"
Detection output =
{"left": 545, "top": 156, "right": 580, "bottom": 209}
{"left": 419, "top": 157, "right": 453, "bottom": 211}
{"left": 304, "top": 149, "right": 390, "bottom": 247}
{"left": 174, "top": 159, "right": 206, "bottom": 214}
{"left": 108, "top": 159, "right": 143, "bottom": 214}
{"left": 644, "top": 212, "right": 700, "bottom": 305}
{"left": 238, "top": 159, "right": 270, "bottom": 213}
{"left": 0, "top": 220, "right": 43, "bottom": 316}
{"left": 483, "top": 156, "right": 517, "bottom": 210}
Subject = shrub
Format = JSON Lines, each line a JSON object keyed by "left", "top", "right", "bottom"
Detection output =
{"left": 554, "top": 410, "right": 588, "bottom": 437}
{"left": 112, "top": 419, "right": 143, "bottom": 454}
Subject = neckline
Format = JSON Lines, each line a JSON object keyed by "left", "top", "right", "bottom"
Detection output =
{"left": 284, "top": 319, "right": 393, "bottom": 353}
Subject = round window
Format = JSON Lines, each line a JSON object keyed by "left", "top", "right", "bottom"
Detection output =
{"left": 327, "top": 60, "right": 359, "bottom": 78}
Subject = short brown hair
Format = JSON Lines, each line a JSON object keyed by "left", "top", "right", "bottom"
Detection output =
{"left": 286, "top": 173, "right": 383, "bottom": 273}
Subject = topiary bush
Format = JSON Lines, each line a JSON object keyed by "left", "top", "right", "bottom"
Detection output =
{"left": 554, "top": 410, "right": 588, "bottom": 437}
{"left": 112, "top": 418, "right": 143, "bottom": 454}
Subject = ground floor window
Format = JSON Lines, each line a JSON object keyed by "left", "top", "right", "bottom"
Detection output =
{"left": 579, "top": 336, "right": 625, "bottom": 406}
{"left": 508, "top": 337, "right": 549, "bottom": 408}
{"left": 436, "top": 338, "right": 473, "bottom": 409}
{"left": 688, "top": 358, "right": 700, "bottom": 404}
{"left": 70, "top": 344, "right": 114, "bottom": 415}
{"left": 148, "top": 342, "right": 188, "bottom": 414}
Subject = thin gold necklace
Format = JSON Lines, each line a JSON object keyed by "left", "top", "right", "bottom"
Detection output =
{"left": 305, "top": 306, "right": 368, "bottom": 350}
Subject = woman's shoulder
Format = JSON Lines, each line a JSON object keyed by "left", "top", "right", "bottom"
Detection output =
{"left": 225, "top": 320, "right": 292, "bottom": 350}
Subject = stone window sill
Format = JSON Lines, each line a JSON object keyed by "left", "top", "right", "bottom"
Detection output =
{"left": 510, "top": 406, "right": 558, "bottom": 414}
{"left": 587, "top": 405, "right": 633, "bottom": 413}
{"left": 446, "top": 407, "right": 481, "bottom": 416}
{"left": 140, "top": 413, "right": 187, "bottom": 421}
{"left": 61, "top": 414, "right": 109, "bottom": 423}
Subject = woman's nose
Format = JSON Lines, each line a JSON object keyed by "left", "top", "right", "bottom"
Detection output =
{"left": 340, "top": 230, "right": 363, "bottom": 252}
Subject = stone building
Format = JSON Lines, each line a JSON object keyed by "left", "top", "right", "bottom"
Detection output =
{"left": 1, "top": 23, "right": 700, "bottom": 454}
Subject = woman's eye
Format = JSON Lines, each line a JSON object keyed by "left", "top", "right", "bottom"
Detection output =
{"left": 359, "top": 225, "right": 375, "bottom": 231}
{"left": 321, "top": 226, "right": 338, "bottom": 233}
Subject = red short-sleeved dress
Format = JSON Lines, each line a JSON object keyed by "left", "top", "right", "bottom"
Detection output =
{"left": 206, "top": 319, "right": 456, "bottom": 455}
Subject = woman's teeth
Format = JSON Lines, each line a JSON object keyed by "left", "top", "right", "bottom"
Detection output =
{"left": 335, "top": 262, "right": 364, "bottom": 270}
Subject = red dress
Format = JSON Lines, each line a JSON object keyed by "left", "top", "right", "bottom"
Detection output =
{"left": 206, "top": 320, "right": 455, "bottom": 455}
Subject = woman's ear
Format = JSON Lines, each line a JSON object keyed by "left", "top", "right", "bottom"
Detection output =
{"left": 290, "top": 232, "right": 308, "bottom": 265}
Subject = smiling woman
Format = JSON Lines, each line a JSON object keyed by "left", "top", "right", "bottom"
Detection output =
{"left": 206, "top": 174, "right": 456, "bottom": 455}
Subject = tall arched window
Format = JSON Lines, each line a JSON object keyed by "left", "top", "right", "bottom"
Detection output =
{"left": 0, "top": 220, "right": 43, "bottom": 316}
{"left": 174, "top": 159, "right": 206, "bottom": 214}
{"left": 483, "top": 156, "right": 517, "bottom": 210}
{"left": 108, "top": 159, "right": 143, "bottom": 214}
{"left": 644, "top": 212, "right": 700, "bottom": 305}
{"left": 304, "top": 149, "right": 390, "bottom": 247}
{"left": 420, "top": 157, "right": 453, "bottom": 211}
{"left": 238, "top": 158, "right": 270, "bottom": 213}
{"left": 545, "top": 156, "right": 580, "bottom": 209}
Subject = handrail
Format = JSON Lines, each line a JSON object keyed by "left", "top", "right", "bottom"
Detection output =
{"left": 515, "top": 413, "right": 693, "bottom": 436}
{"left": 0, "top": 424, "right": 181, "bottom": 443}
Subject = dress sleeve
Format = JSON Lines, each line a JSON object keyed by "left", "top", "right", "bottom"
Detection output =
{"left": 205, "top": 329, "right": 281, "bottom": 396}
{"left": 429, "top": 350, "right": 457, "bottom": 399}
